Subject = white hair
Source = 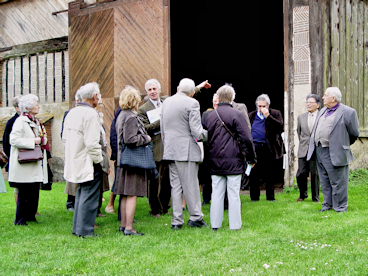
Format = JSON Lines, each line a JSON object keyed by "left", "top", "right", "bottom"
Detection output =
{"left": 74, "top": 90, "right": 82, "bottom": 102}
{"left": 212, "top": 93, "right": 218, "bottom": 102}
{"left": 255, "top": 94, "right": 271, "bottom": 107}
{"left": 77, "top": 82, "right": 100, "bottom": 101}
{"left": 19, "top": 94, "right": 38, "bottom": 113}
{"left": 145, "top": 79, "right": 161, "bottom": 92}
{"left": 12, "top": 95, "right": 22, "bottom": 108}
{"left": 177, "top": 78, "right": 195, "bottom": 95}
{"left": 326, "top": 87, "right": 342, "bottom": 102}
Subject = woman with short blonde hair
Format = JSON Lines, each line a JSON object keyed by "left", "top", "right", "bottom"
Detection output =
{"left": 114, "top": 86, "right": 151, "bottom": 236}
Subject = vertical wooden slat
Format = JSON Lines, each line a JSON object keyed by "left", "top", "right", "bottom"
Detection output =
{"left": 55, "top": 52, "right": 62, "bottom": 103}
{"left": 64, "top": 50, "right": 69, "bottom": 102}
{"left": 30, "top": 55, "right": 38, "bottom": 96}
{"left": 7, "top": 59, "right": 14, "bottom": 106}
{"left": 323, "top": 0, "right": 331, "bottom": 92}
{"left": 38, "top": 53, "right": 46, "bottom": 104}
{"left": 339, "top": 0, "right": 347, "bottom": 103}
{"left": 2, "top": 61, "right": 6, "bottom": 106}
{"left": 357, "top": 0, "right": 364, "bottom": 128}
{"left": 331, "top": 0, "right": 339, "bottom": 87}
{"left": 310, "top": 0, "right": 326, "bottom": 100}
{"left": 351, "top": 0, "right": 358, "bottom": 111}
{"left": 14, "top": 57, "right": 21, "bottom": 97}
{"left": 364, "top": 2, "right": 368, "bottom": 131}
{"left": 22, "top": 56, "right": 30, "bottom": 94}
{"left": 47, "top": 52, "right": 54, "bottom": 103}
{"left": 284, "top": 0, "right": 294, "bottom": 187}
{"left": 345, "top": 0, "right": 352, "bottom": 106}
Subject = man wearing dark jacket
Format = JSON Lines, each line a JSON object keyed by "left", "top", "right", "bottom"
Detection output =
{"left": 206, "top": 85, "right": 256, "bottom": 230}
{"left": 248, "top": 94, "right": 284, "bottom": 201}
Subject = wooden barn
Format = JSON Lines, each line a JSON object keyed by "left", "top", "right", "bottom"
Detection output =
{"left": 0, "top": 0, "right": 367, "bottom": 186}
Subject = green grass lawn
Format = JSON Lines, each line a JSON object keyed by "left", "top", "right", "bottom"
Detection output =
{"left": 1, "top": 169, "right": 368, "bottom": 275}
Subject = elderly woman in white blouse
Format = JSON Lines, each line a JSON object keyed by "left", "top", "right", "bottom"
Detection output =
{"left": 8, "top": 94, "right": 48, "bottom": 225}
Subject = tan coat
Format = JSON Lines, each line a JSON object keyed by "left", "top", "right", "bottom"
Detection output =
{"left": 8, "top": 116, "right": 44, "bottom": 183}
{"left": 62, "top": 103, "right": 103, "bottom": 183}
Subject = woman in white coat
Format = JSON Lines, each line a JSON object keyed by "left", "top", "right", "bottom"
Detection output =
{"left": 8, "top": 94, "right": 47, "bottom": 225}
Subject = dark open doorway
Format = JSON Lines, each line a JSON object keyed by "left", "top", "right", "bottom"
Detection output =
{"left": 170, "top": 1, "right": 285, "bottom": 185}
{"left": 170, "top": 1, "right": 284, "bottom": 115}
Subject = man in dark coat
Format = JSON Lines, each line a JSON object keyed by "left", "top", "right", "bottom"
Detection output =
{"left": 248, "top": 94, "right": 284, "bottom": 201}
{"left": 2, "top": 96, "right": 22, "bottom": 203}
{"left": 206, "top": 85, "right": 256, "bottom": 230}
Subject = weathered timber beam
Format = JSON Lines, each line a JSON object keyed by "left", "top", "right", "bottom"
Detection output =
{"left": 293, "top": 0, "right": 309, "bottom": 8}
{"left": 0, "top": 37, "right": 68, "bottom": 60}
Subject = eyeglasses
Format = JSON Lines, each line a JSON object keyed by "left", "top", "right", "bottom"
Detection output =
{"left": 306, "top": 101, "right": 317, "bottom": 105}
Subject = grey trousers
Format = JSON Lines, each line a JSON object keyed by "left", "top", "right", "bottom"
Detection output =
{"left": 169, "top": 161, "right": 203, "bottom": 226}
{"left": 210, "top": 174, "right": 242, "bottom": 230}
{"left": 72, "top": 164, "right": 102, "bottom": 236}
{"left": 315, "top": 145, "right": 349, "bottom": 212}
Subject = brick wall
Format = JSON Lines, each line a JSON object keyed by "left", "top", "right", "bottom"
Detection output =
{"left": 44, "top": 120, "right": 52, "bottom": 152}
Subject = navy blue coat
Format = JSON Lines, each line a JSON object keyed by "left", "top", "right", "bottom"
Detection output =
{"left": 110, "top": 107, "right": 122, "bottom": 161}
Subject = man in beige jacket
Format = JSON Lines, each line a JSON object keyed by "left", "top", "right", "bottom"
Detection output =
{"left": 63, "top": 82, "right": 103, "bottom": 237}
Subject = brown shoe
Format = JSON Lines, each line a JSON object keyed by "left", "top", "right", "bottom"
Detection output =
{"left": 297, "top": 198, "right": 304, "bottom": 202}
{"left": 151, "top": 214, "right": 161, "bottom": 218}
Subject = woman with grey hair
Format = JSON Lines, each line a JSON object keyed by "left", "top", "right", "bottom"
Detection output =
{"left": 8, "top": 94, "right": 50, "bottom": 225}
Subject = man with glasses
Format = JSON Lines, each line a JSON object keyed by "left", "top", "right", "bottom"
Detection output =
{"left": 307, "top": 87, "right": 359, "bottom": 212}
{"left": 296, "top": 94, "right": 321, "bottom": 202}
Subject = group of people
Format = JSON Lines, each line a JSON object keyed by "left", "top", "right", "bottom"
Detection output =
{"left": 3, "top": 77, "right": 359, "bottom": 236}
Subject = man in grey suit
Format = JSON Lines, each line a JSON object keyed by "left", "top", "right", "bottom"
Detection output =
{"left": 307, "top": 87, "right": 359, "bottom": 212}
{"left": 296, "top": 94, "right": 321, "bottom": 202}
{"left": 161, "top": 78, "right": 209, "bottom": 229}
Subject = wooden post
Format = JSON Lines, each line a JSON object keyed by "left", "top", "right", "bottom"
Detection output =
{"left": 339, "top": 0, "right": 347, "bottom": 104}
{"left": 284, "top": 0, "right": 294, "bottom": 187}
{"left": 309, "top": 0, "right": 326, "bottom": 100}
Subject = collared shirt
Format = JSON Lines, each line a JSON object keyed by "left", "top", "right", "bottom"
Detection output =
{"left": 308, "top": 110, "right": 318, "bottom": 133}
{"left": 149, "top": 98, "right": 162, "bottom": 109}
{"left": 257, "top": 111, "right": 265, "bottom": 120}
{"left": 325, "top": 102, "right": 340, "bottom": 118}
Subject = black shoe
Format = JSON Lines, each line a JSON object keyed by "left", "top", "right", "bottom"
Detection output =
{"left": 118, "top": 226, "right": 125, "bottom": 232}
{"left": 251, "top": 199, "right": 259, "bottom": 202}
{"left": 212, "top": 228, "right": 218, "bottom": 231}
{"left": 172, "top": 224, "right": 183, "bottom": 230}
{"left": 202, "top": 201, "right": 210, "bottom": 206}
{"left": 78, "top": 234, "right": 101, "bottom": 238}
{"left": 319, "top": 208, "right": 332, "bottom": 212}
{"left": 124, "top": 229, "right": 144, "bottom": 236}
{"left": 187, "top": 219, "right": 208, "bottom": 228}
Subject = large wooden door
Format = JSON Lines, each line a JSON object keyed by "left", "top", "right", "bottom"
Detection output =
{"left": 69, "top": 0, "right": 170, "bottom": 183}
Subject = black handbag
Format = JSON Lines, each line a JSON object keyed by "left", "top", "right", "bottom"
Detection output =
{"left": 120, "top": 142, "right": 156, "bottom": 170}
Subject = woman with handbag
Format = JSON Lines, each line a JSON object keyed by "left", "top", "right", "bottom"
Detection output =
{"left": 206, "top": 85, "right": 256, "bottom": 230}
{"left": 114, "top": 86, "right": 152, "bottom": 236}
{"left": 8, "top": 94, "right": 48, "bottom": 225}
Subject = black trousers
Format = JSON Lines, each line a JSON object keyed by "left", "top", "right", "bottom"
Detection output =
{"left": 296, "top": 154, "right": 320, "bottom": 202}
{"left": 148, "top": 161, "right": 171, "bottom": 215}
{"left": 249, "top": 143, "right": 276, "bottom": 201}
{"left": 14, "top": 182, "right": 40, "bottom": 225}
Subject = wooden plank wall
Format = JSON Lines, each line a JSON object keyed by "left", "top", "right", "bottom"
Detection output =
{"left": 310, "top": 0, "right": 368, "bottom": 137}
{"left": 0, "top": 0, "right": 97, "bottom": 48}
{"left": 69, "top": 0, "right": 169, "bottom": 183}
